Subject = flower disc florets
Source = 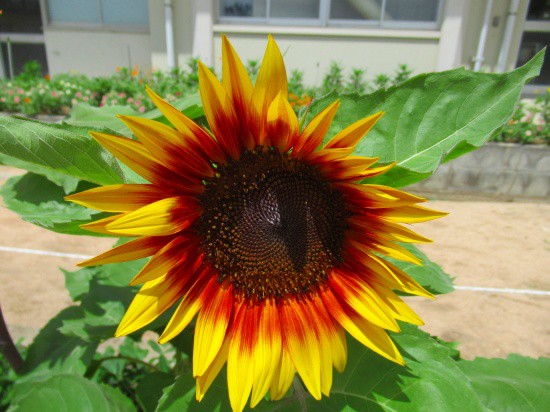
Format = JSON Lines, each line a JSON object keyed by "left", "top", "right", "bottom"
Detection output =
{"left": 197, "top": 148, "right": 348, "bottom": 301}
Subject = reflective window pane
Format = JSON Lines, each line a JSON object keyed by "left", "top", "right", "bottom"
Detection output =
{"left": 102, "top": 0, "right": 149, "bottom": 26}
{"left": 48, "top": 0, "right": 101, "bottom": 23}
{"left": 221, "top": 0, "right": 267, "bottom": 17}
{"left": 270, "top": 0, "right": 320, "bottom": 19}
{"left": 330, "top": 0, "right": 382, "bottom": 21}
{"left": 384, "top": 0, "right": 439, "bottom": 22}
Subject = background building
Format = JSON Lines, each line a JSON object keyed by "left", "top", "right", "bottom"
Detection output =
{"left": 0, "top": 0, "right": 548, "bottom": 90}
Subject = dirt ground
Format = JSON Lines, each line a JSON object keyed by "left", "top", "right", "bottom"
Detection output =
{"left": 0, "top": 166, "right": 549, "bottom": 360}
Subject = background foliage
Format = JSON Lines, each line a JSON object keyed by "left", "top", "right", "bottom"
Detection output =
{"left": 0, "top": 51, "right": 548, "bottom": 411}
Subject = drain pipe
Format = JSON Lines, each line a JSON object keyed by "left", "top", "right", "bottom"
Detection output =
{"left": 165, "top": 0, "right": 176, "bottom": 69}
{"left": 473, "top": 0, "right": 494, "bottom": 71}
{"left": 496, "top": 0, "right": 520, "bottom": 72}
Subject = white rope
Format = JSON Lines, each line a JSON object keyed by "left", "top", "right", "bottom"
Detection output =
{"left": 0, "top": 245, "right": 92, "bottom": 260}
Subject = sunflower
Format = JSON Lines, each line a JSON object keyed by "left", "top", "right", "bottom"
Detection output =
{"left": 67, "top": 36, "right": 446, "bottom": 411}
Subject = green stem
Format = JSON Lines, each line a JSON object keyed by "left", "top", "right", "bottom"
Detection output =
{"left": 0, "top": 305, "right": 23, "bottom": 373}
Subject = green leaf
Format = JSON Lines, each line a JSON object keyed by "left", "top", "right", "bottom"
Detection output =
{"left": 459, "top": 355, "right": 550, "bottom": 411}
{"left": 0, "top": 116, "right": 124, "bottom": 185}
{"left": 136, "top": 372, "right": 175, "bottom": 412}
{"left": 390, "top": 243, "right": 455, "bottom": 295}
{"left": 66, "top": 94, "right": 204, "bottom": 137}
{"left": 309, "top": 50, "right": 544, "bottom": 187}
{"left": 0, "top": 172, "right": 110, "bottom": 236}
{"left": 9, "top": 374, "right": 136, "bottom": 412}
{"left": 19, "top": 307, "right": 98, "bottom": 384}
{"left": 156, "top": 325, "right": 486, "bottom": 411}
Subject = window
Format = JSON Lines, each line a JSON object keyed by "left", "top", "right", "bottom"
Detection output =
{"left": 46, "top": 0, "right": 149, "bottom": 28}
{"left": 219, "top": 0, "right": 443, "bottom": 28}
{"left": 517, "top": 0, "right": 549, "bottom": 86}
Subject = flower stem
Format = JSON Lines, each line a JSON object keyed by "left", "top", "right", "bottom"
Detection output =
{"left": 0, "top": 305, "right": 23, "bottom": 373}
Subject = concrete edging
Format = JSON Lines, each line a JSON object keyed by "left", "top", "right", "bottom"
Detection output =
{"left": 411, "top": 143, "right": 550, "bottom": 199}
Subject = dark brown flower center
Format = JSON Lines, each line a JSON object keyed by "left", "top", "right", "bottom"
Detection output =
{"left": 197, "top": 149, "right": 347, "bottom": 301}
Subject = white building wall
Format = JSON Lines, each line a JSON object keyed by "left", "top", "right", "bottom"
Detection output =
{"left": 43, "top": 30, "right": 151, "bottom": 76}
{"left": 213, "top": 27, "right": 439, "bottom": 86}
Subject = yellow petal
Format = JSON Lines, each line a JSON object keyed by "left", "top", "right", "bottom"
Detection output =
{"left": 115, "top": 274, "right": 182, "bottom": 337}
{"left": 90, "top": 131, "right": 162, "bottom": 183}
{"left": 381, "top": 204, "right": 448, "bottom": 223}
{"left": 325, "top": 111, "right": 384, "bottom": 149}
{"left": 221, "top": 35, "right": 255, "bottom": 151}
{"left": 145, "top": 85, "right": 226, "bottom": 164}
{"left": 227, "top": 304, "right": 256, "bottom": 412}
{"left": 159, "top": 276, "right": 213, "bottom": 344}
{"left": 77, "top": 236, "right": 166, "bottom": 267}
{"left": 198, "top": 61, "right": 241, "bottom": 159}
{"left": 66, "top": 184, "right": 163, "bottom": 213}
{"left": 129, "top": 236, "right": 191, "bottom": 285}
{"left": 250, "top": 300, "right": 282, "bottom": 407}
{"left": 373, "top": 285, "right": 424, "bottom": 326}
{"left": 269, "top": 349, "right": 295, "bottom": 401}
{"left": 294, "top": 100, "right": 340, "bottom": 159}
{"left": 251, "top": 35, "right": 288, "bottom": 145}
{"left": 329, "top": 273, "right": 399, "bottom": 332}
{"left": 193, "top": 285, "right": 233, "bottom": 377}
{"left": 280, "top": 299, "right": 322, "bottom": 400}
{"left": 321, "top": 288, "right": 404, "bottom": 365}
{"left": 267, "top": 91, "right": 299, "bottom": 153}
{"left": 118, "top": 115, "right": 213, "bottom": 179}
{"left": 105, "top": 197, "right": 195, "bottom": 236}
{"left": 80, "top": 213, "right": 123, "bottom": 235}
{"left": 196, "top": 338, "right": 230, "bottom": 401}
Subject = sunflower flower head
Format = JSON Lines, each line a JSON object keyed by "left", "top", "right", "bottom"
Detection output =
{"left": 66, "top": 35, "right": 446, "bottom": 411}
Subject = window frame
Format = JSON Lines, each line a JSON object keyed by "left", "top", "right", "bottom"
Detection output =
{"left": 40, "top": 0, "right": 150, "bottom": 33}
{"left": 218, "top": 0, "right": 445, "bottom": 30}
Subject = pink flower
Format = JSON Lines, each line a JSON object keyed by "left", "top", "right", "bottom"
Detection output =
{"left": 135, "top": 100, "right": 142, "bottom": 106}
{"left": 83, "top": 96, "right": 89, "bottom": 101}
{"left": 0, "top": 97, "right": 5, "bottom": 102}
{"left": 75, "top": 91, "right": 83, "bottom": 98}
{"left": 14, "top": 96, "right": 21, "bottom": 103}
{"left": 51, "top": 91, "right": 58, "bottom": 97}
{"left": 71, "top": 98, "right": 77, "bottom": 105}
{"left": 8, "top": 90, "right": 13, "bottom": 95}
{"left": 127, "top": 97, "right": 134, "bottom": 104}
{"left": 118, "top": 92, "right": 126, "bottom": 98}
{"left": 138, "top": 106, "right": 146, "bottom": 113}
{"left": 17, "top": 89, "right": 24, "bottom": 94}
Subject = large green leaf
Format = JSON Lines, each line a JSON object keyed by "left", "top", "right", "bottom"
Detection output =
{"left": 0, "top": 172, "right": 110, "bottom": 236}
{"left": 136, "top": 372, "right": 175, "bottom": 412}
{"left": 308, "top": 51, "right": 544, "bottom": 187}
{"left": 0, "top": 116, "right": 124, "bottom": 185}
{"left": 8, "top": 374, "right": 135, "bottom": 412}
{"left": 18, "top": 307, "right": 98, "bottom": 385}
{"left": 156, "top": 325, "right": 485, "bottom": 411}
{"left": 66, "top": 94, "right": 204, "bottom": 137}
{"left": 459, "top": 355, "right": 550, "bottom": 411}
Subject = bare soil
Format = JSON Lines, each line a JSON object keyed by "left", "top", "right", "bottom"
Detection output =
{"left": 0, "top": 166, "right": 549, "bottom": 360}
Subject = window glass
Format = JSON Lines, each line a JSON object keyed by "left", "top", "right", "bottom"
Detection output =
{"left": 384, "top": 0, "right": 439, "bottom": 22}
{"left": 48, "top": 0, "right": 101, "bottom": 23}
{"left": 527, "top": 0, "right": 550, "bottom": 20}
{"left": 221, "top": 0, "right": 267, "bottom": 17}
{"left": 270, "top": 0, "right": 320, "bottom": 19}
{"left": 0, "top": 0, "right": 43, "bottom": 33}
{"left": 517, "top": 31, "right": 549, "bottom": 85}
{"left": 330, "top": 0, "right": 382, "bottom": 21}
{"left": 102, "top": 0, "right": 149, "bottom": 25}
